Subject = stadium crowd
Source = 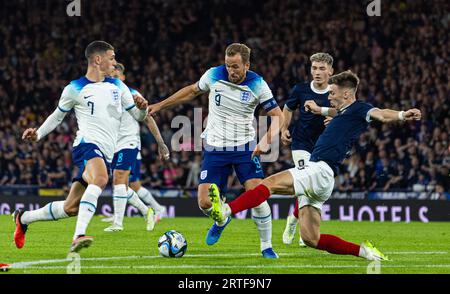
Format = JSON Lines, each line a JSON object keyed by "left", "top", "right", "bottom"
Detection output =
{"left": 0, "top": 0, "right": 448, "bottom": 194}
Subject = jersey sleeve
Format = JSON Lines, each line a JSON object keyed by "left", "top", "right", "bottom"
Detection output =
{"left": 357, "top": 102, "right": 376, "bottom": 122}
{"left": 129, "top": 87, "right": 142, "bottom": 97}
{"left": 198, "top": 68, "right": 213, "bottom": 92}
{"left": 120, "top": 80, "right": 148, "bottom": 121}
{"left": 57, "top": 85, "right": 78, "bottom": 112}
{"left": 284, "top": 85, "right": 301, "bottom": 111}
{"left": 256, "top": 78, "right": 278, "bottom": 112}
{"left": 118, "top": 80, "right": 135, "bottom": 110}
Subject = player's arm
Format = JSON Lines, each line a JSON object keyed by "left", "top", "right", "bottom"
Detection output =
{"left": 253, "top": 104, "right": 284, "bottom": 157}
{"left": 304, "top": 100, "right": 337, "bottom": 117}
{"left": 147, "top": 83, "right": 203, "bottom": 115}
{"left": 23, "top": 85, "right": 75, "bottom": 142}
{"left": 280, "top": 85, "right": 300, "bottom": 145}
{"left": 280, "top": 106, "right": 293, "bottom": 145}
{"left": 369, "top": 108, "right": 421, "bottom": 123}
{"left": 144, "top": 115, "right": 170, "bottom": 161}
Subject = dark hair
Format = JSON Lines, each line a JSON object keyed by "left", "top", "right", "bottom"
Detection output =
{"left": 85, "top": 41, "right": 114, "bottom": 61}
{"left": 328, "top": 70, "right": 360, "bottom": 90}
{"left": 225, "top": 43, "right": 251, "bottom": 64}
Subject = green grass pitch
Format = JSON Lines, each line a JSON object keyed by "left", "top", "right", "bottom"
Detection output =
{"left": 0, "top": 215, "right": 449, "bottom": 274}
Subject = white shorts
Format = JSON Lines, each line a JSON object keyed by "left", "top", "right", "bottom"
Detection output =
{"left": 291, "top": 150, "right": 311, "bottom": 168}
{"left": 288, "top": 161, "right": 335, "bottom": 211}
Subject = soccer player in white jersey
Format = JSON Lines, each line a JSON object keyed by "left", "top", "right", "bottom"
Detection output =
{"left": 103, "top": 63, "right": 169, "bottom": 232}
{"left": 15, "top": 41, "right": 148, "bottom": 253}
{"left": 148, "top": 43, "right": 284, "bottom": 258}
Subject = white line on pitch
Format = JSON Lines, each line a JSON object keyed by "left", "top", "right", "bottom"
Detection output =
{"left": 15, "top": 264, "right": 450, "bottom": 270}
{"left": 10, "top": 251, "right": 448, "bottom": 269}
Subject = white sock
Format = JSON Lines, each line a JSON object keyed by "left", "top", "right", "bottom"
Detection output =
{"left": 112, "top": 184, "right": 128, "bottom": 226}
{"left": 216, "top": 217, "right": 229, "bottom": 227}
{"left": 200, "top": 206, "right": 212, "bottom": 217}
{"left": 137, "top": 187, "right": 163, "bottom": 213}
{"left": 251, "top": 201, "right": 273, "bottom": 252}
{"left": 127, "top": 188, "right": 149, "bottom": 216}
{"left": 73, "top": 184, "right": 102, "bottom": 240}
{"left": 21, "top": 201, "right": 69, "bottom": 225}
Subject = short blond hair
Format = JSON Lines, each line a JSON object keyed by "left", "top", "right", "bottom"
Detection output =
{"left": 225, "top": 43, "right": 251, "bottom": 64}
{"left": 310, "top": 52, "right": 334, "bottom": 66}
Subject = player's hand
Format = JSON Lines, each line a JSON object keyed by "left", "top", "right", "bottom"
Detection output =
{"left": 147, "top": 103, "right": 162, "bottom": 116}
{"left": 22, "top": 128, "right": 38, "bottom": 142}
{"left": 281, "top": 129, "right": 292, "bottom": 146}
{"left": 324, "top": 116, "right": 333, "bottom": 126}
{"left": 158, "top": 144, "right": 170, "bottom": 162}
{"left": 304, "top": 100, "right": 321, "bottom": 114}
{"left": 252, "top": 141, "right": 270, "bottom": 158}
{"left": 404, "top": 109, "right": 421, "bottom": 121}
{"left": 133, "top": 94, "right": 148, "bottom": 110}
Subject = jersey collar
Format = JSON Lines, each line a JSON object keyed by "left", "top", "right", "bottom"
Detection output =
{"left": 310, "top": 81, "right": 330, "bottom": 94}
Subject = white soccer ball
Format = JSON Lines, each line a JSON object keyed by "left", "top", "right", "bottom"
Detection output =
{"left": 158, "top": 230, "right": 187, "bottom": 258}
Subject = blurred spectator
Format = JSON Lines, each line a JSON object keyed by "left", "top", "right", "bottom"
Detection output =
{"left": 0, "top": 0, "right": 448, "bottom": 194}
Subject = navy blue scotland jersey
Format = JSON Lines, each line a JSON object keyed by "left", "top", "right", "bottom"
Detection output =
{"left": 310, "top": 101, "right": 375, "bottom": 175}
{"left": 285, "top": 81, "right": 330, "bottom": 152}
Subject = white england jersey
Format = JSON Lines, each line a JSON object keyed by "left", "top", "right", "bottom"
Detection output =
{"left": 116, "top": 87, "right": 142, "bottom": 152}
{"left": 58, "top": 77, "right": 142, "bottom": 162}
{"left": 198, "top": 65, "right": 278, "bottom": 147}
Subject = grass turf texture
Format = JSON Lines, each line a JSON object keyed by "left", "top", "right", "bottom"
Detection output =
{"left": 0, "top": 215, "right": 449, "bottom": 274}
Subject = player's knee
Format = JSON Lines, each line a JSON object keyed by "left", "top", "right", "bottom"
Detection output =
{"left": 129, "top": 182, "right": 139, "bottom": 192}
{"left": 303, "top": 237, "right": 319, "bottom": 248}
{"left": 300, "top": 228, "right": 320, "bottom": 248}
{"left": 64, "top": 203, "right": 79, "bottom": 216}
{"left": 93, "top": 175, "right": 108, "bottom": 189}
{"left": 261, "top": 177, "right": 276, "bottom": 191}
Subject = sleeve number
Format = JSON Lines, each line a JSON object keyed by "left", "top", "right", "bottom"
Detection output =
{"left": 87, "top": 101, "right": 94, "bottom": 115}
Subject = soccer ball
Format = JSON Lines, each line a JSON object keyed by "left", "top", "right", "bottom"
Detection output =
{"left": 158, "top": 230, "right": 187, "bottom": 258}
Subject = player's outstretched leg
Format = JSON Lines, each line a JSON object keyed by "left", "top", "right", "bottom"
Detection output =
{"left": 13, "top": 202, "right": 70, "bottom": 249}
{"left": 12, "top": 182, "right": 85, "bottom": 249}
{"left": 251, "top": 201, "right": 278, "bottom": 259}
{"left": 300, "top": 206, "right": 389, "bottom": 261}
{"left": 206, "top": 183, "right": 231, "bottom": 245}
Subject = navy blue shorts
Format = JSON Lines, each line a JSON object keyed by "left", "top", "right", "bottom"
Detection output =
{"left": 129, "top": 159, "right": 141, "bottom": 183}
{"left": 72, "top": 143, "right": 110, "bottom": 184}
{"left": 199, "top": 143, "right": 264, "bottom": 192}
{"left": 111, "top": 148, "right": 139, "bottom": 173}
